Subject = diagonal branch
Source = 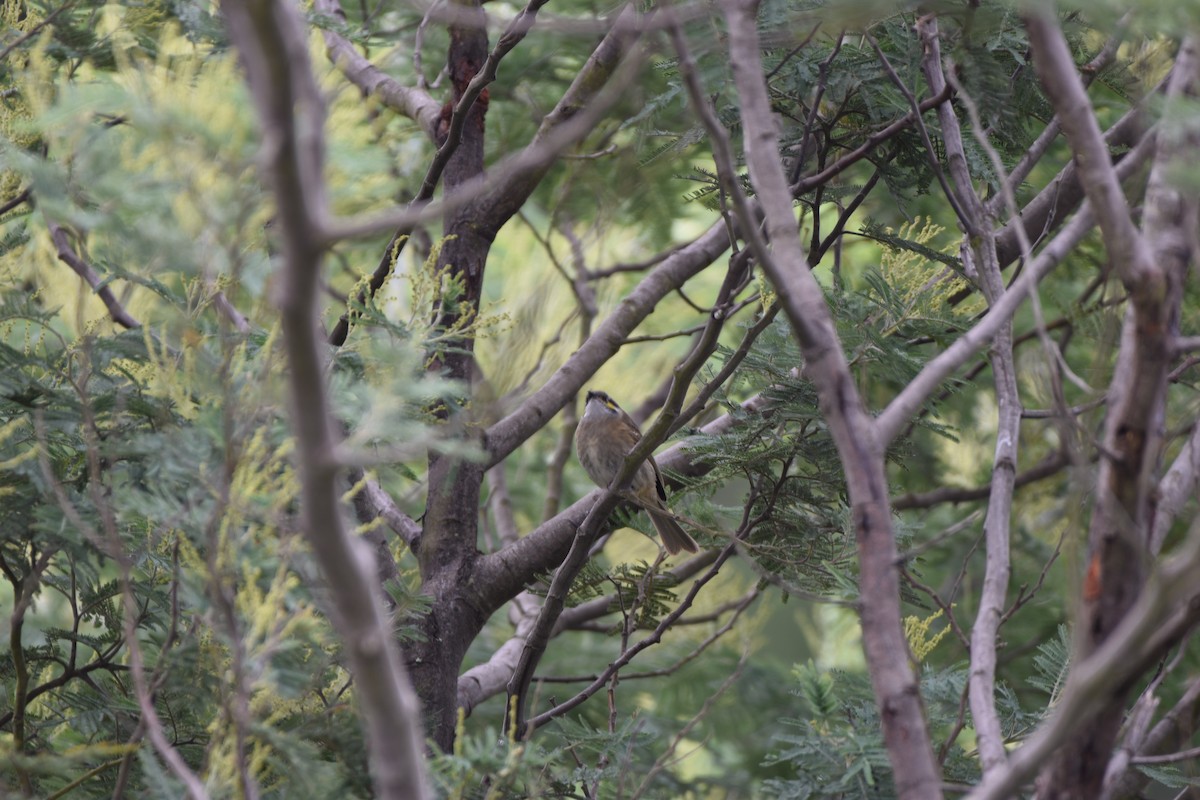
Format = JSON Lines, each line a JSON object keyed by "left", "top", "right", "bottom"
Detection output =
{"left": 501, "top": 241, "right": 751, "bottom": 737}
{"left": 522, "top": 544, "right": 749, "bottom": 732}
{"left": 483, "top": 220, "right": 730, "bottom": 467}
{"left": 312, "top": 0, "right": 440, "bottom": 140}
{"left": 873, "top": 106, "right": 1160, "bottom": 448}
{"left": 1025, "top": 9, "right": 1155, "bottom": 289}
{"left": 325, "top": 2, "right": 645, "bottom": 346}
{"left": 45, "top": 218, "right": 140, "bottom": 330}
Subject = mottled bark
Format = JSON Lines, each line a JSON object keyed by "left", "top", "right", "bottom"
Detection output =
{"left": 402, "top": 2, "right": 667, "bottom": 748}
{"left": 1027, "top": 14, "right": 1199, "bottom": 797}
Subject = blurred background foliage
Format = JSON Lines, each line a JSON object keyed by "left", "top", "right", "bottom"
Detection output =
{"left": 3, "top": 0, "right": 1200, "bottom": 797}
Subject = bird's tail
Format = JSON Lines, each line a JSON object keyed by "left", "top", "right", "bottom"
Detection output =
{"left": 648, "top": 510, "right": 700, "bottom": 554}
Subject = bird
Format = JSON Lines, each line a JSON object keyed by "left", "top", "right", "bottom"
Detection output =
{"left": 574, "top": 390, "right": 699, "bottom": 554}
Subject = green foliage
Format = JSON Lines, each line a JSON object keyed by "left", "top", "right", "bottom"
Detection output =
{"left": 762, "top": 659, "right": 1047, "bottom": 799}
{"left": 557, "top": 558, "right": 683, "bottom": 628}
{"left": 0, "top": 13, "right": 463, "bottom": 796}
{"left": 1030, "top": 624, "right": 1072, "bottom": 703}
{"left": 2, "top": 0, "right": 1193, "bottom": 798}
{"left": 763, "top": 663, "right": 896, "bottom": 799}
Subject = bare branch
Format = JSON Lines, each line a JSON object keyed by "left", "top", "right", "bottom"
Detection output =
{"left": 917, "top": 15, "right": 1019, "bottom": 775}
{"left": 1025, "top": 10, "right": 1155, "bottom": 289}
{"left": 990, "top": 14, "right": 1129, "bottom": 214}
{"left": 502, "top": 236, "right": 751, "bottom": 736}
{"left": 712, "top": 2, "right": 942, "bottom": 795}
{"left": 1150, "top": 419, "right": 1200, "bottom": 554}
{"left": 1024, "top": 20, "right": 1200, "bottom": 795}
{"left": 868, "top": 31, "right": 973, "bottom": 231}
{"left": 1102, "top": 676, "right": 1200, "bottom": 798}
{"left": 483, "top": 220, "right": 730, "bottom": 466}
{"left": 0, "top": 186, "right": 31, "bottom": 216}
{"left": 312, "top": 0, "right": 440, "bottom": 140}
{"left": 324, "top": 4, "right": 648, "bottom": 346}
{"left": 522, "top": 543, "right": 744, "bottom": 732}
{"left": 877, "top": 114, "right": 1158, "bottom": 446}
{"left": 46, "top": 218, "right": 140, "bottom": 330}
{"left": 965, "top": 519, "right": 1200, "bottom": 800}
{"left": 791, "top": 85, "right": 953, "bottom": 197}
{"left": 456, "top": 591, "right": 540, "bottom": 717}
{"left": 503, "top": 485, "right": 624, "bottom": 737}
{"left": 893, "top": 450, "right": 1070, "bottom": 511}
{"left": 0, "top": 1, "right": 78, "bottom": 64}
{"left": 352, "top": 470, "right": 423, "bottom": 550}
{"left": 456, "top": 549, "right": 721, "bottom": 716}
{"left": 221, "top": 1, "right": 431, "bottom": 796}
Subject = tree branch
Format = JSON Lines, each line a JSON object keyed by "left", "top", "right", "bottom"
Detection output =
{"left": 221, "top": 1, "right": 431, "bottom": 796}
{"left": 483, "top": 220, "right": 730, "bottom": 467}
{"left": 312, "top": 0, "right": 441, "bottom": 140}
{"left": 715, "top": 2, "right": 942, "bottom": 795}
{"left": 522, "top": 544, "right": 747, "bottom": 732}
{"left": 917, "top": 15, "right": 1018, "bottom": 774}
{"left": 877, "top": 111, "right": 1158, "bottom": 446}
{"left": 892, "top": 450, "right": 1069, "bottom": 511}
{"left": 1025, "top": 9, "right": 1155, "bottom": 287}
{"left": 1027, "top": 18, "right": 1199, "bottom": 795}
{"left": 324, "top": 2, "right": 646, "bottom": 346}
{"left": 501, "top": 234, "right": 750, "bottom": 735}
{"left": 965, "top": 518, "right": 1200, "bottom": 800}
{"left": 45, "top": 218, "right": 140, "bottom": 330}
{"left": 1150, "top": 419, "right": 1200, "bottom": 554}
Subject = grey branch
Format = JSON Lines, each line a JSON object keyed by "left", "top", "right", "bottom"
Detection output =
{"left": 312, "top": 0, "right": 440, "bottom": 140}
{"left": 965, "top": 519, "right": 1200, "bottom": 800}
{"left": 483, "top": 220, "right": 730, "bottom": 468}
{"left": 221, "top": 0, "right": 431, "bottom": 797}
{"left": 1150, "top": 421, "right": 1200, "bottom": 553}
{"left": 1026, "top": 9, "right": 1156, "bottom": 289}
{"left": 917, "top": 15, "right": 1018, "bottom": 776}
{"left": 717, "top": 1, "right": 942, "bottom": 796}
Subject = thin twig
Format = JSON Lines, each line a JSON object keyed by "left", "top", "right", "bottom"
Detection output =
{"left": 46, "top": 219, "right": 140, "bottom": 329}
